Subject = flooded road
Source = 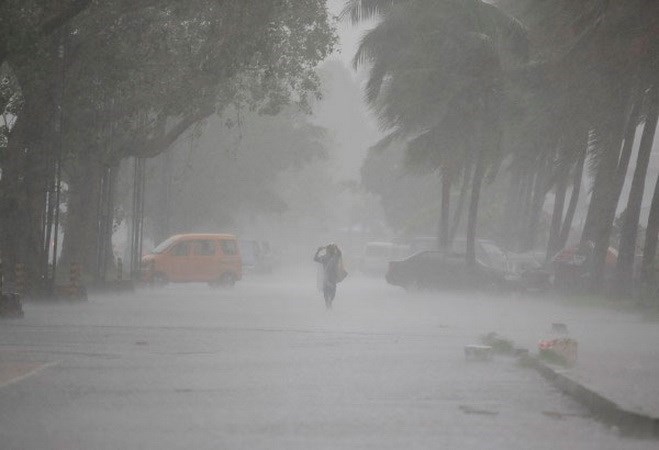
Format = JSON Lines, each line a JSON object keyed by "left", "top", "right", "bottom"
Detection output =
{"left": 0, "top": 269, "right": 656, "bottom": 449}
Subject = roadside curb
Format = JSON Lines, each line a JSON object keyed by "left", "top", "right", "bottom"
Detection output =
{"left": 521, "top": 353, "right": 659, "bottom": 439}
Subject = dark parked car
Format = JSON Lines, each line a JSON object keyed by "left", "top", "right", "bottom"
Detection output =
{"left": 504, "top": 251, "right": 552, "bottom": 291}
{"left": 385, "top": 247, "right": 505, "bottom": 291}
{"left": 386, "top": 238, "right": 553, "bottom": 292}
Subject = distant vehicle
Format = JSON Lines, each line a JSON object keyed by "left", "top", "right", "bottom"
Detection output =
{"left": 451, "top": 238, "right": 508, "bottom": 273}
{"left": 141, "top": 233, "right": 242, "bottom": 286}
{"left": 385, "top": 250, "right": 502, "bottom": 290}
{"left": 406, "top": 237, "right": 509, "bottom": 272}
{"left": 504, "top": 251, "right": 551, "bottom": 291}
{"left": 385, "top": 239, "right": 508, "bottom": 291}
{"left": 408, "top": 236, "right": 439, "bottom": 254}
{"left": 238, "top": 239, "right": 275, "bottom": 274}
{"left": 551, "top": 243, "right": 618, "bottom": 291}
{"left": 359, "top": 242, "right": 411, "bottom": 276}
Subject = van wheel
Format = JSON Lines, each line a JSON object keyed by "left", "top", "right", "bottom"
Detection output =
{"left": 152, "top": 272, "right": 168, "bottom": 287}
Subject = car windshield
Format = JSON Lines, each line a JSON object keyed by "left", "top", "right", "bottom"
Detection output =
{"left": 151, "top": 236, "right": 177, "bottom": 254}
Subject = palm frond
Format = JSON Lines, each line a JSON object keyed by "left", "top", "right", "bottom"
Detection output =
{"left": 340, "top": 0, "right": 402, "bottom": 25}
{"left": 352, "top": 5, "right": 416, "bottom": 68}
{"left": 479, "top": 1, "right": 530, "bottom": 61}
{"left": 403, "top": 128, "right": 446, "bottom": 168}
{"left": 365, "top": 61, "right": 388, "bottom": 104}
{"left": 371, "top": 129, "right": 405, "bottom": 153}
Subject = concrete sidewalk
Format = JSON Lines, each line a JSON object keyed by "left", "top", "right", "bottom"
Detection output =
{"left": 496, "top": 297, "right": 659, "bottom": 435}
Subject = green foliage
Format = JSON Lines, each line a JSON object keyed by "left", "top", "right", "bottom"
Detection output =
{"left": 52, "top": 0, "right": 337, "bottom": 165}
{"left": 352, "top": 0, "right": 528, "bottom": 183}
{"left": 0, "top": 1, "right": 338, "bottom": 284}
{"left": 361, "top": 140, "right": 441, "bottom": 234}
{"left": 2, "top": 0, "right": 337, "bottom": 170}
{"left": 142, "top": 106, "right": 332, "bottom": 235}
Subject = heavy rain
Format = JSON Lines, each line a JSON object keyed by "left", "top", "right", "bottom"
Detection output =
{"left": 1, "top": 1, "right": 659, "bottom": 448}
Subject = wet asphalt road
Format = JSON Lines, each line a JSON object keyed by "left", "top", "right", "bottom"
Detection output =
{"left": 0, "top": 269, "right": 656, "bottom": 449}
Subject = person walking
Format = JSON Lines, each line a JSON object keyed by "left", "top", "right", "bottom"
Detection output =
{"left": 313, "top": 243, "right": 346, "bottom": 309}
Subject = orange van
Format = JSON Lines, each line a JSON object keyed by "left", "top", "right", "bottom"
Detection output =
{"left": 141, "top": 234, "right": 242, "bottom": 286}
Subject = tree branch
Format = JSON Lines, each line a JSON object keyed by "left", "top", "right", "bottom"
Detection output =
{"left": 136, "top": 106, "right": 216, "bottom": 158}
{"left": 40, "top": 0, "right": 93, "bottom": 36}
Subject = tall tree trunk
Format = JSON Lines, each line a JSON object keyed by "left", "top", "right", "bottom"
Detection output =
{"left": 60, "top": 152, "right": 104, "bottom": 278}
{"left": 641, "top": 172, "right": 659, "bottom": 294}
{"left": 615, "top": 91, "right": 642, "bottom": 189}
{"left": 0, "top": 90, "right": 56, "bottom": 295}
{"left": 524, "top": 156, "right": 550, "bottom": 251}
{"left": 450, "top": 162, "right": 472, "bottom": 242}
{"left": 501, "top": 161, "right": 522, "bottom": 249}
{"left": 153, "top": 148, "right": 173, "bottom": 245}
{"left": 616, "top": 89, "right": 658, "bottom": 296}
{"left": 558, "top": 145, "right": 586, "bottom": 251}
{"left": 581, "top": 94, "right": 632, "bottom": 292}
{"left": 438, "top": 171, "right": 451, "bottom": 251}
{"left": 588, "top": 131, "right": 624, "bottom": 292}
{"left": 95, "top": 165, "right": 118, "bottom": 283}
{"left": 0, "top": 113, "right": 27, "bottom": 284}
{"left": 24, "top": 147, "right": 51, "bottom": 295}
{"left": 466, "top": 152, "right": 486, "bottom": 268}
{"left": 1, "top": 49, "right": 62, "bottom": 296}
{"left": 547, "top": 163, "right": 569, "bottom": 261}
{"left": 517, "top": 170, "right": 534, "bottom": 251}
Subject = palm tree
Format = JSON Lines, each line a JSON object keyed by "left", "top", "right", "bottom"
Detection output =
{"left": 498, "top": 0, "right": 658, "bottom": 294}
{"left": 346, "top": 0, "right": 528, "bottom": 265}
{"left": 616, "top": 88, "right": 658, "bottom": 295}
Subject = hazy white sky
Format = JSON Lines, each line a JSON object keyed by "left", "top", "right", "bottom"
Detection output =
{"left": 307, "top": 2, "right": 383, "bottom": 182}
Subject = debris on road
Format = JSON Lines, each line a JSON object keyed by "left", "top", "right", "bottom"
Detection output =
{"left": 459, "top": 405, "right": 499, "bottom": 416}
{"left": 464, "top": 345, "right": 493, "bottom": 361}
{"left": 480, "top": 332, "right": 515, "bottom": 355}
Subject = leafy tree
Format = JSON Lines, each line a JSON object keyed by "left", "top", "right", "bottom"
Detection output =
{"left": 141, "top": 107, "right": 330, "bottom": 244}
{"left": 0, "top": 0, "right": 93, "bottom": 65}
{"left": 0, "top": 0, "right": 337, "bottom": 292}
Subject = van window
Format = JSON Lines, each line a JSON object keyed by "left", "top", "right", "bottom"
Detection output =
{"left": 220, "top": 240, "right": 238, "bottom": 255}
{"left": 194, "top": 240, "right": 216, "bottom": 256}
{"left": 171, "top": 241, "right": 190, "bottom": 257}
